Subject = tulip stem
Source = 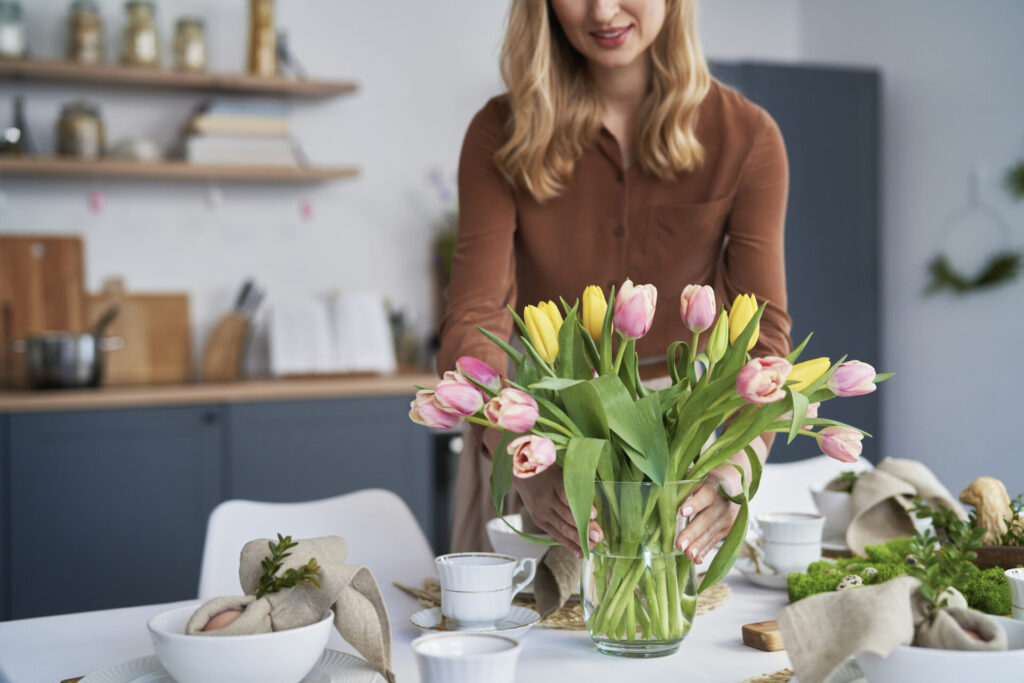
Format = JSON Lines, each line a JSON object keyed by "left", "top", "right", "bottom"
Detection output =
{"left": 536, "top": 417, "right": 575, "bottom": 439}
{"left": 613, "top": 335, "right": 629, "bottom": 375}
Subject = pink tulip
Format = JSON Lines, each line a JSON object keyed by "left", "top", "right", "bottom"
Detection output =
{"left": 828, "top": 360, "right": 877, "bottom": 397}
{"left": 613, "top": 278, "right": 657, "bottom": 339}
{"left": 484, "top": 388, "right": 539, "bottom": 433}
{"left": 434, "top": 374, "right": 485, "bottom": 417}
{"left": 457, "top": 356, "right": 501, "bottom": 393}
{"left": 818, "top": 426, "right": 863, "bottom": 463}
{"left": 779, "top": 401, "right": 820, "bottom": 430}
{"left": 409, "top": 390, "right": 462, "bottom": 429}
{"left": 509, "top": 434, "right": 557, "bottom": 478}
{"left": 736, "top": 356, "right": 793, "bottom": 404}
{"left": 679, "top": 284, "right": 716, "bottom": 334}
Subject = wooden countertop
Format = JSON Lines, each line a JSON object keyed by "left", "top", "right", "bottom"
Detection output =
{"left": 0, "top": 373, "right": 438, "bottom": 413}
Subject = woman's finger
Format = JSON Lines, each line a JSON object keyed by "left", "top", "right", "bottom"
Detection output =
{"left": 557, "top": 488, "right": 599, "bottom": 521}
{"left": 679, "top": 481, "right": 717, "bottom": 518}
{"left": 690, "top": 507, "right": 733, "bottom": 560}
{"left": 588, "top": 520, "right": 604, "bottom": 548}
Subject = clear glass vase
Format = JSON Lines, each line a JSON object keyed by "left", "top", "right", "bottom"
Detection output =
{"left": 581, "top": 479, "right": 701, "bottom": 657}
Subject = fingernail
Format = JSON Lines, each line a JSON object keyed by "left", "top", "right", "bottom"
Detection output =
{"left": 677, "top": 538, "right": 689, "bottom": 553}
{"left": 591, "top": 507, "right": 597, "bottom": 520}
{"left": 681, "top": 506, "right": 693, "bottom": 517}
{"left": 590, "top": 529, "right": 601, "bottom": 542}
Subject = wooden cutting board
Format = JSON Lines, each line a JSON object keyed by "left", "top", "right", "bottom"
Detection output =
{"left": 87, "top": 292, "right": 192, "bottom": 385}
{"left": 0, "top": 235, "right": 86, "bottom": 388}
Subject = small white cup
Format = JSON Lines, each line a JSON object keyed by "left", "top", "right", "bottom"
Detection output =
{"left": 810, "top": 485, "right": 853, "bottom": 539}
{"left": 413, "top": 633, "right": 521, "bottom": 683}
{"left": 436, "top": 553, "right": 537, "bottom": 627}
{"left": 1006, "top": 568, "right": 1024, "bottom": 620}
{"left": 749, "top": 512, "right": 825, "bottom": 574}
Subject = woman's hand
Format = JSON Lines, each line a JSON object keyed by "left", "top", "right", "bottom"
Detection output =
{"left": 511, "top": 465, "right": 603, "bottom": 559}
{"left": 674, "top": 465, "right": 745, "bottom": 564}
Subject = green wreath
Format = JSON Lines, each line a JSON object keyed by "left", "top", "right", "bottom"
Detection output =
{"left": 926, "top": 250, "right": 1022, "bottom": 295}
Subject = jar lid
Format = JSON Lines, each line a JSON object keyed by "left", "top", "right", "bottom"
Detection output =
{"left": 60, "top": 101, "right": 101, "bottom": 116}
{"left": 175, "top": 16, "right": 203, "bottom": 28}
{"left": 68, "top": 0, "right": 100, "bottom": 13}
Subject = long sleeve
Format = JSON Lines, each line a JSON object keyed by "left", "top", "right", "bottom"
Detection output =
{"left": 715, "top": 107, "right": 792, "bottom": 361}
{"left": 437, "top": 100, "right": 518, "bottom": 377}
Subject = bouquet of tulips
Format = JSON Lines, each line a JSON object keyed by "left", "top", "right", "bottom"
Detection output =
{"left": 411, "top": 279, "right": 889, "bottom": 648}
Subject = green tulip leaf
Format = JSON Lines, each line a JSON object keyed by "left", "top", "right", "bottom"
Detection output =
{"left": 556, "top": 305, "right": 592, "bottom": 380}
{"left": 489, "top": 430, "right": 518, "bottom": 519}
{"left": 529, "top": 377, "right": 584, "bottom": 392}
{"left": 666, "top": 342, "right": 687, "bottom": 385}
{"left": 617, "top": 338, "right": 637, "bottom": 398}
{"left": 477, "top": 326, "right": 524, "bottom": 365}
{"left": 787, "top": 388, "right": 810, "bottom": 445}
{"left": 599, "top": 285, "right": 617, "bottom": 375}
{"left": 743, "top": 444, "right": 763, "bottom": 500}
{"left": 784, "top": 332, "right": 813, "bottom": 364}
{"left": 874, "top": 372, "right": 895, "bottom": 383}
{"left": 519, "top": 336, "right": 557, "bottom": 378}
{"left": 564, "top": 437, "right": 609, "bottom": 560}
{"left": 699, "top": 496, "right": 749, "bottom": 593}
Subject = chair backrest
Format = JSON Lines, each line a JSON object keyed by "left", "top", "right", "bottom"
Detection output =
{"left": 750, "top": 454, "right": 874, "bottom": 520}
{"left": 198, "top": 488, "right": 435, "bottom": 599}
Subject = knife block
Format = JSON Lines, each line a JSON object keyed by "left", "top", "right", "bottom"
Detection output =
{"left": 201, "top": 313, "right": 250, "bottom": 382}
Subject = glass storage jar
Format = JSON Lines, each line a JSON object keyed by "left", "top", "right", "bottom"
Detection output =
{"left": 67, "top": 0, "right": 105, "bottom": 64}
{"left": 172, "top": 17, "right": 205, "bottom": 72}
{"left": 247, "top": 0, "right": 276, "bottom": 77}
{"left": 0, "top": 0, "right": 26, "bottom": 59}
{"left": 57, "top": 102, "right": 105, "bottom": 159}
{"left": 120, "top": 0, "right": 159, "bottom": 67}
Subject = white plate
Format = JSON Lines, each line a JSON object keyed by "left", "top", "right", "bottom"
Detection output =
{"left": 410, "top": 605, "right": 539, "bottom": 641}
{"left": 81, "top": 650, "right": 383, "bottom": 683}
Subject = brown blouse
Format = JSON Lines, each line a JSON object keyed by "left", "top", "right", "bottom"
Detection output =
{"left": 438, "top": 80, "right": 793, "bottom": 553}
{"left": 439, "top": 79, "right": 792, "bottom": 377}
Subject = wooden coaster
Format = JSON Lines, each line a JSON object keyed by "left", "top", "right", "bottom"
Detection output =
{"left": 739, "top": 669, "right": 794, "bottom": 683}
{"left": 742, "top": 620, "right": 785, "bottom": 651}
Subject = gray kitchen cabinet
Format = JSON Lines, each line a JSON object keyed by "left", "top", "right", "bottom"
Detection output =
{"left": 0, "top": 414, "right": 8, "bottom": 622}
{"left": 225, "top": 396, "right": 433, "bottom": 529}
{"left": 711, "top": 61, "right": 881, "bottom": 463}
{"left": 7, "top": 405, "right": 224, "bottom": 620}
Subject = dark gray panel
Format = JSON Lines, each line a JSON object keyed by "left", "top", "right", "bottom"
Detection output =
{"left": 227, "top": 396, "right": 434, "bottom": 540}
{"left": 0, "top": 414, "right": 8, "bottom": 621}
{"left": 712, "top": 61, "right": 881, "bottom": 463}
{"left": 9, "top": 405, "right": 223, "bottom": 618}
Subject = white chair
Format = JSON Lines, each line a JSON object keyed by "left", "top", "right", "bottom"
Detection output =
{"left": 197, "top": 488, "right": 435, "bottom": 600}
{"left": 749, "top": 454, "right": 874, "bottom": 520}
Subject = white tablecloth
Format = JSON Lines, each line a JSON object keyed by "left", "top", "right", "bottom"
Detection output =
{"left": 0, "top": 571, "right": 792, "bottom": 683}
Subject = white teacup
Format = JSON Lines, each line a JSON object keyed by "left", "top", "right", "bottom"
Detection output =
{"left": 435, "top": 553, "right": 537, "bottom": 627}
{"left": 810, "top": 485, "right": 853, "bottom": 539}
{"left": 749, "top": 512, "right": 825, "bottom": 575}
{"left": 1006, "top": 568, "right": 1024, "bottom": 620}
{"left": 413, "top": 633, "right": 521, "bottom": 683}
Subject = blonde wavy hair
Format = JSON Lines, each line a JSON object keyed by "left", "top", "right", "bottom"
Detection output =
{"left": 496, "top": 0, "right": 711, "bottom": 201}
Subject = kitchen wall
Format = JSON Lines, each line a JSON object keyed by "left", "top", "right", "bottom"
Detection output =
{"left": 797, "top": 0, "right": 1024, "bottom": 495}
{"left": 0, "top": 0, "right": 799, "bottom": 374}
{"left": 2, "top": 2, "right": 1019, "bottom": 494}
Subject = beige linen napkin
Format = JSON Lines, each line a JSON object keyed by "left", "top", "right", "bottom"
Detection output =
{"left": 846, "top": 458, "right": 967, "bottom": 555}
{"left": 777, "top": 576, "right": 1006, "bottom": 683}
{"left": 186, "top": 536, "right": 395, "bottom": 683}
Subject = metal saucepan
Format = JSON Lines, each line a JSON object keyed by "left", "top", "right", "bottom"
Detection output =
{"left": 10, "top": 305, "right": 124, "bottom": 389}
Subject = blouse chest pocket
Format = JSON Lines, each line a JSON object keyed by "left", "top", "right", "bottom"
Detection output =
{"left": 644, "top": 196, "right": 734, "bottom": 253}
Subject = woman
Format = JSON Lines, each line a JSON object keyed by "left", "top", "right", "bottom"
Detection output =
{"left": 438, "top": 0, "right": 791, "bottom": 564}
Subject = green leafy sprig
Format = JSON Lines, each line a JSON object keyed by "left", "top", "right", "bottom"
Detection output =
{"left": 255, "top": 534, "right": 322, "bottom": 598}
{"left": 906, "top": 517, "right": 986, "bottom": 620}
{"left": 836, "top": 470, "right": 861, "bottom": 493}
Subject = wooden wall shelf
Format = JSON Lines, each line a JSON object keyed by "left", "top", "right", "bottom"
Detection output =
{"left": 0, "top": 157, "right": 359, "bottom": 183}
{"left": 0, "top": 58, "right": 357, "bottom": 98}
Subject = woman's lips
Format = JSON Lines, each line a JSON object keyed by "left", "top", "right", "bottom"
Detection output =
{"left": 590, "top": 25, "right": 631, "bottom": 49}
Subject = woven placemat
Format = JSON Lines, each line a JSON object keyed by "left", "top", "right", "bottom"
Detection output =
{"left": 394, "top": 578, "right": 731, "bottom": 631}
{"left": 739, "top": 669, "right": 793, "bottom": 683}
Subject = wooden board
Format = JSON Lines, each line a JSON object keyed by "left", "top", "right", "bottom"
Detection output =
{"left": 742, "top": 620, "right": 785, "bottom": 652}
{"left": 87, "top": 293, "right": 191, "bottom": 385}
{"left": 0, "top": 235, "right": 86, "bottom": 388}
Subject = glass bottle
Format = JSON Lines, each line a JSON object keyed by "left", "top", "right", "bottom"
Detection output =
{"left": 67, "top": 0, "right": 106, "bottom": 65}
{"left": 247, "top": 0, "right": 277, "bottom": 77}
{"left": 0, "top": 0, "right": 26, "bottom": 59}
{"left": 120, "top": 0, "right": 159, "bottom": 68}
{"left": 57, "top": 102, "right": 105, "bottom": 159}
{"left": 0, "top": 97, "right": 32, "bottom": 156}
{"left": 173, "top": 18, "right": 206, "bottom": 72}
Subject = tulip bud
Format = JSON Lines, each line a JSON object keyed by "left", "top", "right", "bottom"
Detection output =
{"left": 788, "top": 357, "right": 831, "bottom": 393}
{"left": 434, "top": 374, "right": 485, "bottom": 417}
{"left": 509, "top": 434, "right": 557, "bottom": 478}
{"left": 729, "top": 294, "right": 760, "bottom": 351}
{"left": 456, "top": 356, "right": 501, "bottom": 393}
{"left": 409, "top": 390, "right": 462, "bottom": 429}
{"left": 736, "top": 356, "right": 792, "bottom": 404}
{"left": 817, "top": 426, "right": 863, "bottom": 463}
{"left": 484, "top": 388, "right": 539, "bottom": 433}
{"left": 524, "top": 303, "right": 560, "bottom": 363}
{"left": 828, "top": 360, "right": 877, "bottom": 397}
{"left": 707, "top": 310, "right": 729, "bottom": 363}
{"left": 613, "top": 278, "right": 657, "bottom": 340}
{"left": 679, "top": 284, "right": 716, "bottom": 334}
{"left": 582, "top": 285, "right": 607, "bottom": 344}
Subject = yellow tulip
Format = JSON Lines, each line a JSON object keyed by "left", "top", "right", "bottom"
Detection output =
{"left": 524, "top": 302, "right": 560, "bottom": 363}
{"left": 788, "top": 357, "right": 831, "bottom": 392}
{"left": 539, "top": 300, "right": 563, "bottom": 332}
{"left": 582, "top": 285, "right": 607, "bottom": 343}
{"left": 728, "top": 294, "right": 759, "bottom": 351}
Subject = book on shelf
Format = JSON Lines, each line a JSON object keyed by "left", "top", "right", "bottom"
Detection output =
{"left": 185, "top": 135, "right": 300, "bottom": 166}
{"left": 189, "top": 113, "right": 289, "bottom": 137}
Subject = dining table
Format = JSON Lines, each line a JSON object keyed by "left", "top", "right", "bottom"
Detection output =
{"left": 0, "top": 567, "right": 792, "bottom": 683}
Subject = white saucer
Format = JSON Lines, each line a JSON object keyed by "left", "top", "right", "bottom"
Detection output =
{"left": 410, "top": 605, "right": 540, "bottom": 641}
{"left": 734, "top": 555, "right": 816, "bottom": 591}
{"left": 80, "top": 650, "right": 383, "bottom": 683}
{"left": 822, "top": 535, "right": 851, "bottom": 553}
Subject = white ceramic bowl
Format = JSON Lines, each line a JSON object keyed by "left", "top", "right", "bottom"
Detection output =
{"left": 854, "top": 617, "right": 1024, "bottom": 683}
{"left": 413, "top": 632, "right": 521, "bottom": 683}
{"left": 147, "top": 604, "right": 332, "bottom": 683}
{"left": 486, "top": 514, "right": 552, "bottom": 592}
{"left": 809, "top": 485, "right": 852, "bottom": 539}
